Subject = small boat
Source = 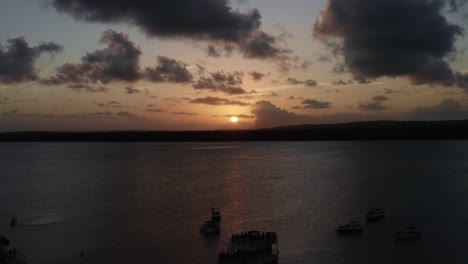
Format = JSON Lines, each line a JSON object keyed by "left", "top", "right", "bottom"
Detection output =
{"left": 200, "top": 221, "right": 220, "bottom": 235}
{"left": 211, "top": 208, "right": 221, "bottom": 222}
{"left": 396, "top": 226, "right": 421, "bottom": 241}
{"left": 366, "top": 208, "right": 385, "bottom": 221}
{"left": 218, "top": 231, "right": 279, "bottom": 264}
{"left": 336, "top": 221, "right": 364, "bottom": 234}
{"left": 10, "top": 217, "right": 17, "bottom": 228}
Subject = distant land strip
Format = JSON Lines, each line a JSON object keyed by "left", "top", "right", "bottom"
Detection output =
{"left": 2, "top": 120, "right": 468, "bottom": 141}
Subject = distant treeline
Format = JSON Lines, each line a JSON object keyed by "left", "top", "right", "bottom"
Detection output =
{"left": 2, "top": 120, "right": 468, "bottom": 142}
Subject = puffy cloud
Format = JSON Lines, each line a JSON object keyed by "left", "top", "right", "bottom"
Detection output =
{"left": 332, "top": 79, "right": 354, "bottom": 86}
{"left": 286, "top": 78, "right": 318, "bottom": 87}
{"left": 359, "top": 95, "right": 389, "bottom": 111}
{"left": 251, "top": 100, "right": 317, "bottom": 128}
{"left": 240, "top": 31, "right": 289, "bottom": 59}
{"left": 304, "top": 80, "right": 318, "bottom": 87}
{"left": 190, "top": 96, "right": 249, "bottom": 106}
{"left": 0, "top": 37, "right": 63, "bottom": 84}
{"left": 43, "top": 30, "right": 141, "bottom": 87}
{"left": 249, "top": 71, "right": 265, "bottom": 81}
{"left": 144, "top": 56, "right": 193, "bottom": 83}
{"left": 42, "top": 30, "right": 193, "bottom": 90}
{"left": 50, "top": 0, "right": 291, "bottom": 62}
{"left": 206, "top": 45, "right": 221, "bottom": 58}
{"left": 286, "top": 78, "right": 303, "bottom": 85}
{"left": 314, "top": 0, "right": 467, "bottom": 87}
{"left": 124, "top": 86, "right": 141, "bottom": 94}
{"left": 51, "top": 0, "right": 262, "bottom": 42}
{"left": 193, "top": 71, "right": 246, "bottom": 94}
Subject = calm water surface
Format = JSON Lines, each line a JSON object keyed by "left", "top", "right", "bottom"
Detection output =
{"left": 1, "top": 141, "right": 468, "bottom": 264}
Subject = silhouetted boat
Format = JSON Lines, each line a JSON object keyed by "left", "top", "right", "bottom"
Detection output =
{"left": 0, "top": 235, "right": 27, "bottom": 264}
{"left": 218, "top": 231, "right": 279, "bottom": 264}
{"left": 396, "top": 226, "right": 421, "bottom": 241}
{"left": 211, "top": 208, "right": 221, "bottom": 222}
{"left": 366, "top": 208, "right": 385, "bottom": 221}
{"left": 201, "top": 221, "right": 220, "bottom": 234}
{"left": 336, "top": 221, "right": 364, "bottom": 234}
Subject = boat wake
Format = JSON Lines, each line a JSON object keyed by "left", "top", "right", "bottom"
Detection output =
{"left": 15, "top": 214, "right": 63, "bottom": 226}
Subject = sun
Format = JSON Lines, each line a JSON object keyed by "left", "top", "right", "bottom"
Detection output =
{"left": 230, "top": 116, "right": 238, "bottom": 123}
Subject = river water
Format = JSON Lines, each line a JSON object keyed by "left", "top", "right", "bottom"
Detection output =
{"left": 1, "top": 141, "right": 468, "bottom": 264}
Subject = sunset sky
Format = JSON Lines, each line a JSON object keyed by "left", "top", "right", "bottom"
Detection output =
{"left": 1, "top": 0, "right": 468, "bottom": 131}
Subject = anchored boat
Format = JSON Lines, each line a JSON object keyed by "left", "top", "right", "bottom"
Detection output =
{"left": 336, "top": 221, "right": 364, "bottom": 234}
{"left": 218, "top": 231, "right": 279, "bottom": 264}
{"left": 396, "top": 226, "right": 421, "bottom": 241}
{"left": 366, "top": 208, "right": 385, "bottom": 222}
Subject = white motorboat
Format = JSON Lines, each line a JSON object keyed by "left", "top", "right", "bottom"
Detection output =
{"left": 336, "top": 221, "right": 364, "bottom": 234}
{"left": 366, "top": 208, "right": 385, "bottom": 221}
{"left": 396, "top": 226, "right": 421, "bottom": 241}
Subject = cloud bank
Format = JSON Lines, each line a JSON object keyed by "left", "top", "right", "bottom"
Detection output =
{"left": 314, "top": 0, "right": 468, "bottom": 88}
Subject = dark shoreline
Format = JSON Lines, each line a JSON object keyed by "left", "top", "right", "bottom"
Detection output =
{"left": 2, "top": 120, "right": 468, "bottom": 142}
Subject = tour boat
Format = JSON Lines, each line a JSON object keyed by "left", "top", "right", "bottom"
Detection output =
{"left": 218, "top": 231, "right": 279, "bottom": 264}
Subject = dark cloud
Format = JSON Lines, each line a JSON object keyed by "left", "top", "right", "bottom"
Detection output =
{"left": 304, "top": 80, "right": 318, "bottom": 87}
{"left": 314, "top": 0, "right": 467, "bottom": 88}
{"left": 146, "top": 108, "right": 165, "bottom": 113}
{"left": 407, "top": 99, "right": 468, "bottom": 120}
{"left": 265, "top": 92, "right": 279, "bottom": 97}
{"left": 286, "top": 96, "right": 304, "bottom": 101}
{"left": 193, "top": 71, "right": 246, "bottom": 94}
{"left": 50, "top": 0, "right": 294, "bottom": 63}
{"left": 359, "top": 95, "right": 389, "bottom": 111}
{"left": 108, "top": 101, "right": 123, "bottom": 108}
{"left": 42, "top": 30, "right": 193, "bottom": 90}
{"left": 286, "top": 78, "right": 303, "bottom": 85}
{"left": 93, "top": 100, "right": 124, "bottom": 108}
{"left": 43, "top": 30, "right": 141, "bottom": 87}
{"left": 67, "top": 83, "right": 109, "bottom": 92}
{"left": 372, "top": 95, "right": 389, "bottom": 102}
{"left": 116, "top": 111, "right": 137, "bottom": 117}
{"left": 287, "top": 78, "right": 318, "bottom": 87}
{"left": 241, "top": 31, "right": 289, "bottom": 59}
{"left": 332, "top": 79, "right": 354, "bottom": 86}
{"left": 144, "top": 56, "right": 193, "bottom": 83}
{"left": 249, "top": 71, "right": 265, "bottom": 81}
{"left": 206, "top": 45, "right": 221, "bottom": 58}
{"left": 190, "top": 96, "right": 249, "bottom": 106}
{"left": 0, "top": 96, "right": 9, "bottom": 105}
{"left": 301, "top": 99, "right": 332, "bottom": 109}
{"left": 124, "top": 86, "right": 141, "bottom": 94}
{"left": 172, "top": 111, "right": 198, "bottom": 116}
{"left": 0, "top": 37, "right": 63, "bottom": 84}
{"left": 51, "top": 0, "right": 262, "bottom": 42}
{"left": 223, "top": 114, "right": 255, "bottom": 119}
{"left": 252, "top": 100, "right": 317, "bottom": 128}
{"left": 251, "top": 100, "right": 398, "bottom": 128}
